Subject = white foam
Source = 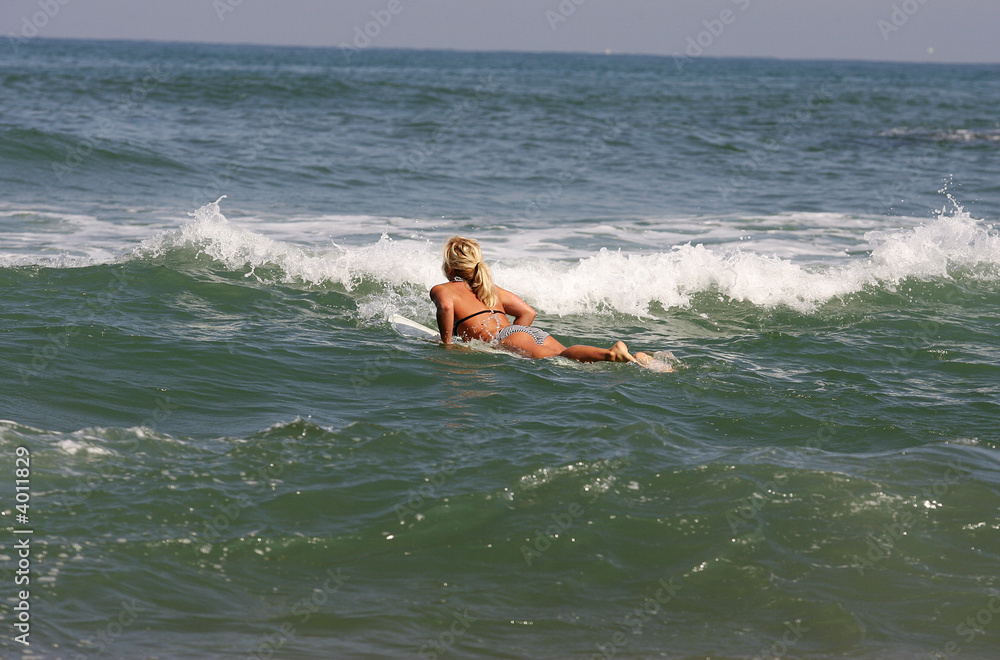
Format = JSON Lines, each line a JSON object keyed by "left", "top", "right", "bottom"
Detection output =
{"left": 5, "top": 197, "right": 998, "bottom": 317}
{"left": 864, "top": 197, "right": 1000, "bottom": 282}
{"left": 0, "top": 209, "right": 110, "bottom": 266}
{"left": 135, "top": 198, "right": 444, "bottom": 289}
{"left": 55, "top": 438, "right": 113, "bottom": 457}
{"left": 881, "top": 127, "right": 1000, "bottom": 144}
{"left": 135, "top": 198, "right": 997, "bottom": 317}
{"left": 0, "top": 197, "right": 915, "bottom": 267}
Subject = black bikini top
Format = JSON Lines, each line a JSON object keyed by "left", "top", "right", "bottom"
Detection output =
{"left": 453, "top": 309, "right": 504, "bottom": 334}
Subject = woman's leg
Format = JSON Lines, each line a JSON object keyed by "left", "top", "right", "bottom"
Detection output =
{"left": 499, "top": 330, "right": 642, "bottom": 364}
{"left": 559, "top": 341, "right": 636, "bottom": 363}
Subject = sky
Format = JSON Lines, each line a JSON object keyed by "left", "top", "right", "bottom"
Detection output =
{"left": 2, "top": 0, "right": 999, "bottom": 64}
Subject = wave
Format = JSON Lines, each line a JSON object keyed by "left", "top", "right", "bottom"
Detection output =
{"left": 125, "top": 197, "right": 1000, "bottom": 316}
{"left": 0, "top": 126, "right": 190, "bottom": 172}
{"left": 880, "top": 127, "right": 1000, "bottom": 145}
{"left": 132, "top": 198, "right": 444, "bottom": 290}
{"left": 4, "top": 197, "right": 997, "bottom": 316}
{"left": 495, "top": 207, "right": 999, "bottom": 314}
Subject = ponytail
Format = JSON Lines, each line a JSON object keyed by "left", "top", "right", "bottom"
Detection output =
{"left": 470, "top": 260, "right": 498, "bottom": 308}
{"left": 442, "top": 237, "right": 498, "bottom": 307}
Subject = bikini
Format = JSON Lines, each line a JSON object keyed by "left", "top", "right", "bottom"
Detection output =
{"left": 453, "top": 309, "right": 504, "bottom": 335}
{"left": 496, "top": 324, "right": 550, "bottom": 346}
{"left": 453, "top": 309, "right": 551, "bottom": 346}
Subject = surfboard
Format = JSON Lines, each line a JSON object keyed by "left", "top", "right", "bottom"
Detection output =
{"left": 391, "top": 314, "right": 518, "bottom": 357}
{"left": 389, "top": 314, "right": 440, "bottom": 342}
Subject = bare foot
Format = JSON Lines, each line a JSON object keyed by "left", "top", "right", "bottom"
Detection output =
{"left": 608, "top": 341, "right": 635, "bottom": 362}
{"left": 635, "top": 351, "right": 674, "bottom": 372}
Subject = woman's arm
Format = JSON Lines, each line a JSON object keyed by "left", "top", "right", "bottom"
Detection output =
{"left": 497, "top": 288, "right": 536, "bottom": 326}
{"left": 429, "top": 284, "right": 454, "bottom": 344}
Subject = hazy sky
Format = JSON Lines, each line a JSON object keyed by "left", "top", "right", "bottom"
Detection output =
{"left": 3, "top": 0, "right": 999, "bottom": 63}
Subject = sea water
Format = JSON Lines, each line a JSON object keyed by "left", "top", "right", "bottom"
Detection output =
{"left": 1, "top": 40, "right": 999, "bottom": 658}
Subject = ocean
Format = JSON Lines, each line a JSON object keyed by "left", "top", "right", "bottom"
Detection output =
{"left": 1, "top": 39, "right": 999, "bottom": 659}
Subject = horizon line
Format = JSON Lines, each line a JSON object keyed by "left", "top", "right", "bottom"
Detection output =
{"left": 12, "top": 35, "right": 1000, "bottom": 67}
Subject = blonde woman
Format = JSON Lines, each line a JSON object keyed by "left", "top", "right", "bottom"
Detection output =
{"left": 429, "top": 236, "right": 649, "bottom": 364}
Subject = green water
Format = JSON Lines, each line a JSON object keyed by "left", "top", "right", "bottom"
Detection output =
{"left": 2, "top": 40, "right": 999, "bottom": 658}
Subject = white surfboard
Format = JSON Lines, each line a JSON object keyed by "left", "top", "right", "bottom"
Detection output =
{"left": 389, "top": 314, "right": 439, "bottom": 342}
{"left": 391, "top": 314, "right": 517, "bottom": 357}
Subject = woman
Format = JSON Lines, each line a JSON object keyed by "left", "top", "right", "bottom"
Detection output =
{"left": 429, "top": 236, "right": 650, "bottom": 364}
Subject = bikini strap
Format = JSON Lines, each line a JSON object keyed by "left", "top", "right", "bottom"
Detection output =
{"left": 453, "top": 309, "right": 503, "bottom": 332}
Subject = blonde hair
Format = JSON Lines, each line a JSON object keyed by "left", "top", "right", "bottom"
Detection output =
{"left": 443, "top": 236, "right": 498, "bottom": 307}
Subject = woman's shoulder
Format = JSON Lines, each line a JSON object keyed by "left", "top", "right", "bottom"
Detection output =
{"left": 430, "top": 280, "right": 464, "bottom": 299}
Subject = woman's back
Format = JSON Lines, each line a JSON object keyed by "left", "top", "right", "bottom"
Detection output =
{"left": 432, "top": 280, "right": 510, "bottom": 342}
